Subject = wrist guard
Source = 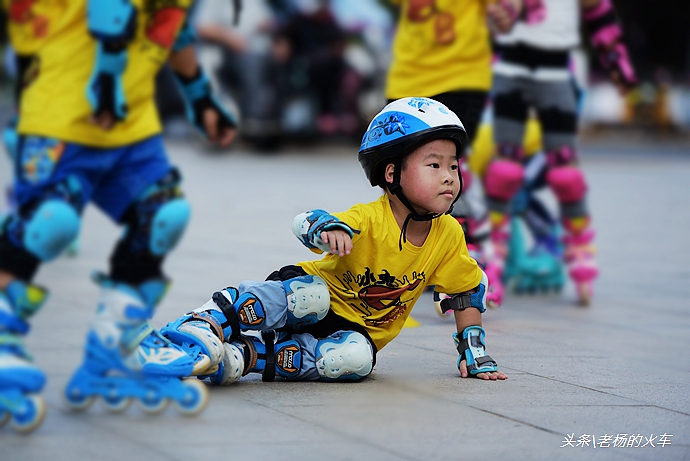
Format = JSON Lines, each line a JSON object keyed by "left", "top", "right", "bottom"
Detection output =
{"left": 292, "top": 209, "right": 359, "bottom": 253}
{"left": 174, "top": 68, "right": 237, "bottom": 139}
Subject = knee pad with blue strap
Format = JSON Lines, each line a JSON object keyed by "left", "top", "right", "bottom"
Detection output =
{"left": 120, "top": 168, "right": 190, "bottom": 256}
{"left": 283, "top": 275, "right": 330, "bottom": 329}
{"left": 6, "top": 176, "right": 83, "bottom": 262}
{"left": 23, "top": 200, "right": 80, "bottom": 261}
{"left": 109, "top": 169, "right": 189, "bottom": 284}
{"left": 316, "top": 331, "right": 373, "bottom": 381}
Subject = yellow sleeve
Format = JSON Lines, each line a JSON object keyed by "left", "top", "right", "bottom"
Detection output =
{"left": 428, "top": 221, "right": 483, "bottom": 294}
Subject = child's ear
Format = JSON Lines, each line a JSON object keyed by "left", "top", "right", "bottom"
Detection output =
{"left": 384, "top": 163, "right": 395, "bottom": 183}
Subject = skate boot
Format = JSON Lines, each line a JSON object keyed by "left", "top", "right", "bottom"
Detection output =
{"left": 504, "top": 217, "right": 565, "bottom": 294}
{"left": 563, "top": 229, "right": 598, "bottom": 305}
{"left": 63, "top": 273, "right": 209, "bottom": 416}
{"left": 0, "top": 281, "right": 49, "bottom": 433}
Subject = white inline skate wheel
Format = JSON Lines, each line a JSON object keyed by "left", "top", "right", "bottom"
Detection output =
{"left": 173, "top": 379, "right": 209, "bottom": 417}
{"left": 101, "top": 394, "right": 132, "bottom": 413}
{"left": 137, "top": 391, "right": 169, "bottom": 415}
{"left": 11, "top": 394, "right": 46, "bottom": 434}
{"left": 63, "top": 386, "right": 96, "bottom": 412}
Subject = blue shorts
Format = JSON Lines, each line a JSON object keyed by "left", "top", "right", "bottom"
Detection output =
{"left": 13, "top": 135, "right": 173, "bottom": 221}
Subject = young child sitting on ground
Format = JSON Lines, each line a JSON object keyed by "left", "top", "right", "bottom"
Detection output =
{"left": 162, "top": 97, "right": 507, "bottom": 383}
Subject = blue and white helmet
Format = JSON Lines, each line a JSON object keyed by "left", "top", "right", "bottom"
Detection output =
{"left": 358, "top": 97, "right": 468, "bottom": 187}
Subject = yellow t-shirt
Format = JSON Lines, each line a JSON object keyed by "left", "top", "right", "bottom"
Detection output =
{"left": 386, "top": 0, "right": 493, "bottom": 99}
{"left": 297, "top": 195, "right": 482, "bottom": 351}
{"left": 3, "top": 0, "right": 65, "bottom": 55}
{"left": 16, "top": 0, "right": 193, "bottom": 147}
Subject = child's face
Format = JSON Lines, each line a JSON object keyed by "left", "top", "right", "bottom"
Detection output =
{"left": 398, "top": 139, "right": 460, "bottom": 215}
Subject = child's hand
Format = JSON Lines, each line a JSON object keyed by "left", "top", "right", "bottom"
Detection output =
{"left": 320, "top": 229, "right": 352, "bottom": 256}
{"left": 459, "top": 359, "right": 508, "bottom": 380}
{"left": 487, "top": 0, "right": 521, "bottom": 34}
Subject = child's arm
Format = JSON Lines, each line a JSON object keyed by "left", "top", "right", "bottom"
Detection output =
{"left": 581, "top": 0, "right": 638, "bottom": 93}
{"left": 291, "top": 210, "right": 359, "bottom": 256}
{"left": 441, "top": 271, "right": 508, "bottom": 380}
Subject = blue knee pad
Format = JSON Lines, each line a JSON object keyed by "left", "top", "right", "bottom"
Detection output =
{"left": 125, "top": 170, "right": 191, "bottom": 257}
{"left": 23, "top": 199, "right": 80, "bottom": 261}
{"left": 316, "top": 331, "right": 373, "bottom": 381}
{"left": 282, "top": 275, "right": 330, "bottom": 329}
{"left": 150, "top": 198, "right": 191, "bottom": 256}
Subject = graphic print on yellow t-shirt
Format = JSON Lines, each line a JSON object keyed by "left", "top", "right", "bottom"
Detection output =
{"left": 297, "top": 195, "right": 482, "bottom": 350}
{"left": 17, "top": 0, "right": 193, "bottom": 147}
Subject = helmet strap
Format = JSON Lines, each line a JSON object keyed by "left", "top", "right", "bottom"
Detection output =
{"left": 387, "top": 158, "right": 443, "bottom": 250}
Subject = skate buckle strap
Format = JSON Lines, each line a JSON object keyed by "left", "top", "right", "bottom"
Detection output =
{"left": 261, "top": 330, "right": 276, "bottom": 382}
{"left": 120, "top": 321, "right": 154, "bottom": 352}
{"left": 454, "top": 334, "right": 483, "bottom": 356}
{"left": 212, "top": 290, "right": 241, "bottom": 341}
{"left": 440, "top": 293, "right": 473, "bottom": 312}
{"left": 190, "top": 311, "right": 225, "bottom": 343}
{"left": 453, "top": 330, "right": 498, "bottom": 375}
{"left": 441, "top": 284, "right": 485, "bottom": 313}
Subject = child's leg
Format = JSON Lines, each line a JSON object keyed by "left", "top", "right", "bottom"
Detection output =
{"left": 533, "top": 80, "right": 598, "bottom": 304}
{"left": 212, "top": 329, "right": 374, "bottom": 383}
{"left": 484, "top": 74, "right": 530, "bottom": 306}
{"left": 161, "top": 274, "right": 331, "bottom": 377}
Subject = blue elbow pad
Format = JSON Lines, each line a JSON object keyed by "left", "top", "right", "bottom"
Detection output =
{"left": 291, "top": 209, "right": 358, "bottom": 252}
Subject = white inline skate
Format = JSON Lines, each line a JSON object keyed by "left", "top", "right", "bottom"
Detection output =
{"left": 63, "top": 273, "right": 209, "bottom": 416}
{"left": 0, "top": 281, "right": 48, "bottom": 433}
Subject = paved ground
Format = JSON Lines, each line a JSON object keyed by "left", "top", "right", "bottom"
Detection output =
{"left": 1, "top": 139, "right": 689, "bottom": 461}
